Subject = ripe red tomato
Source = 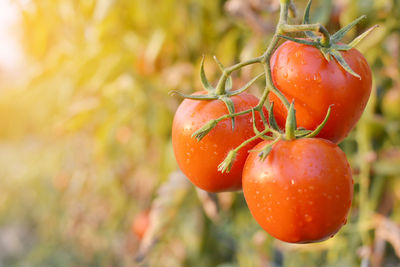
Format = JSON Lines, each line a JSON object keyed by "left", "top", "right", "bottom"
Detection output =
{"left": 132, "top": 210, "right": 150, "bottom": 240}
{"left": 172, "top": 92, "right": 265, "bottom": 193}
{"left": 269, "top": 40, "right": 372, "bottom": 143}
{"left": 243, "top": 138, "right": 353, "bottom": 243}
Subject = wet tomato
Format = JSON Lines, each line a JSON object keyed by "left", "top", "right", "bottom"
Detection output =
{"left": 269, "top": 40, "right": 372, "bottom": 143}
{"left": 243, "top": 138, "right": 353, "bottom": 243}
{"left": 172, "top": 92, "right": 265, "bottom": 193}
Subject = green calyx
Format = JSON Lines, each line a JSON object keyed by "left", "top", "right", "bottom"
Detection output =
{"left": 169, "top": 56, "right": 264, "bottom": 137}
{"left": 279, "top": 0, "right": 378, "bottom": 79}
{"left": 284, "top": 103, "right": 332, "bottom": 141}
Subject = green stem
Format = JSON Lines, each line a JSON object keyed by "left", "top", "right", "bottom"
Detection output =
{"left": 232, "top": 128, "right": 271, "bottom": 153}
{"left": 281, "top": 23, "right": 331, "bottom": 46}
{"left": 215, "top": 56, "right": 264, "bottom": 95}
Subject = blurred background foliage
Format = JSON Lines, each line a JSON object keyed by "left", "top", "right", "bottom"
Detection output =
{"left": 0, "top": 0, "right": 399, "bottom": 266}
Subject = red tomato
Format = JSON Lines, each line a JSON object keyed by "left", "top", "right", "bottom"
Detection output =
{"left": 269, "top": 40, "right": 372, "bottom": 143}
{"left": 172, "top": 92, "right": 266, "bottom": 193}
{"left": 132, "top": 210, "right": 150, "bottom": 240}
{"left": 243, "top": 138, "right": 353, "bottom": 243}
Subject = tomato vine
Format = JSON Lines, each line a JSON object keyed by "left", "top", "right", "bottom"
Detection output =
{"left": 171, "top": 0, "right": 376, "bottom": 172}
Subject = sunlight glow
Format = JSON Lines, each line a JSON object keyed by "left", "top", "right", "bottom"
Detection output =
{"left": 0, "top": 0, "right": 24, "bottom": 76}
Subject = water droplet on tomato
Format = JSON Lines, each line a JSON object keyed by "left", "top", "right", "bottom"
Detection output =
{"left": 304, "top": 214, "right": 312, "bottom": 222}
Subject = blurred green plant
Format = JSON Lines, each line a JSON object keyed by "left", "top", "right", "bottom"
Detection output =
{"left": 0, "top": 0, "right": 399, "bottom": 266}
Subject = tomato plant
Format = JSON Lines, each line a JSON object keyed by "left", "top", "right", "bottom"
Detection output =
{"left": 172, "top": 92, "right": 266, "bottom": 192}
{"left": 242, "top": 138, "right": 353, "bottom": 243}
{"left": 269, "top": 40, "right": 372, "bottom": 143}
{"left": 170, "top": 0, "right": 375, "bottom": 247}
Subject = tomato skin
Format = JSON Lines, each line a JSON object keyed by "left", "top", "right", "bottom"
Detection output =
{"left": 172, "top": 92, "right": 266, "bottom": 193}
{"left": 132, "top": 211, "right": 150, "bottom": 240}
{"left": 243, "top": 138, "right": 353, "bottom": 243}
{"left": 270, "top": 40, "right": 372, "bottom": 143}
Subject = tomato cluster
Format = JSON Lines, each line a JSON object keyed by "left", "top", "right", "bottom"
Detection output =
{"left": 172, "top": 39, "right": 370, "bottom": 243}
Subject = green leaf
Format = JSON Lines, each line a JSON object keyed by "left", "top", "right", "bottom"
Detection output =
{"left": 295, "top": 128, "right": 312, "bottom": 137}
{"left": 277, "top": 35, "right": 317, "bottom": 46}
{"left": 333, "top": 43, "right": 353, "bottom": 51}
{"left": 250, "top": 137, "right": 280, "bottom": 161}
{"left": 218, "top": 150, "right": 237, "bottom": 173}
{"left": 302, "top": 0, "right": 318, "bottom": 39}
{"left": 331, "top": 15, "right": 367, "bottom": 43}
{"left": 228, "top": 73, "right": 264, "bottom": 96}
{"left": 200, "top": 55, "right": 214, "bottom": 92}
{"left": 267, "top": 102, "right": 281, "bottom": 132}
{"left": 320, "top": 48, "right": 332, "bottom": 61}
{"left": 191, "top": 119, "right": 218, "bottom": 141}
{"left": 305, "top": 105, "right": 332, "bottom": 138}
{"left": 169, "top": 91, "right": 217, "bottom": 100}
{"left": 348, "top": 25, "right": 379, "bottom": 48}
{"left": 219, "top": 96, "right": 236, "bottom": 130}
{"left": 213, "top": 55, "right": 225, "bottom": 72}
{"left": 285, "top": 101, "right": 297, "bottom": 140}
{"left": 330, "top": 50, "right": 361, "bottom": 79}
